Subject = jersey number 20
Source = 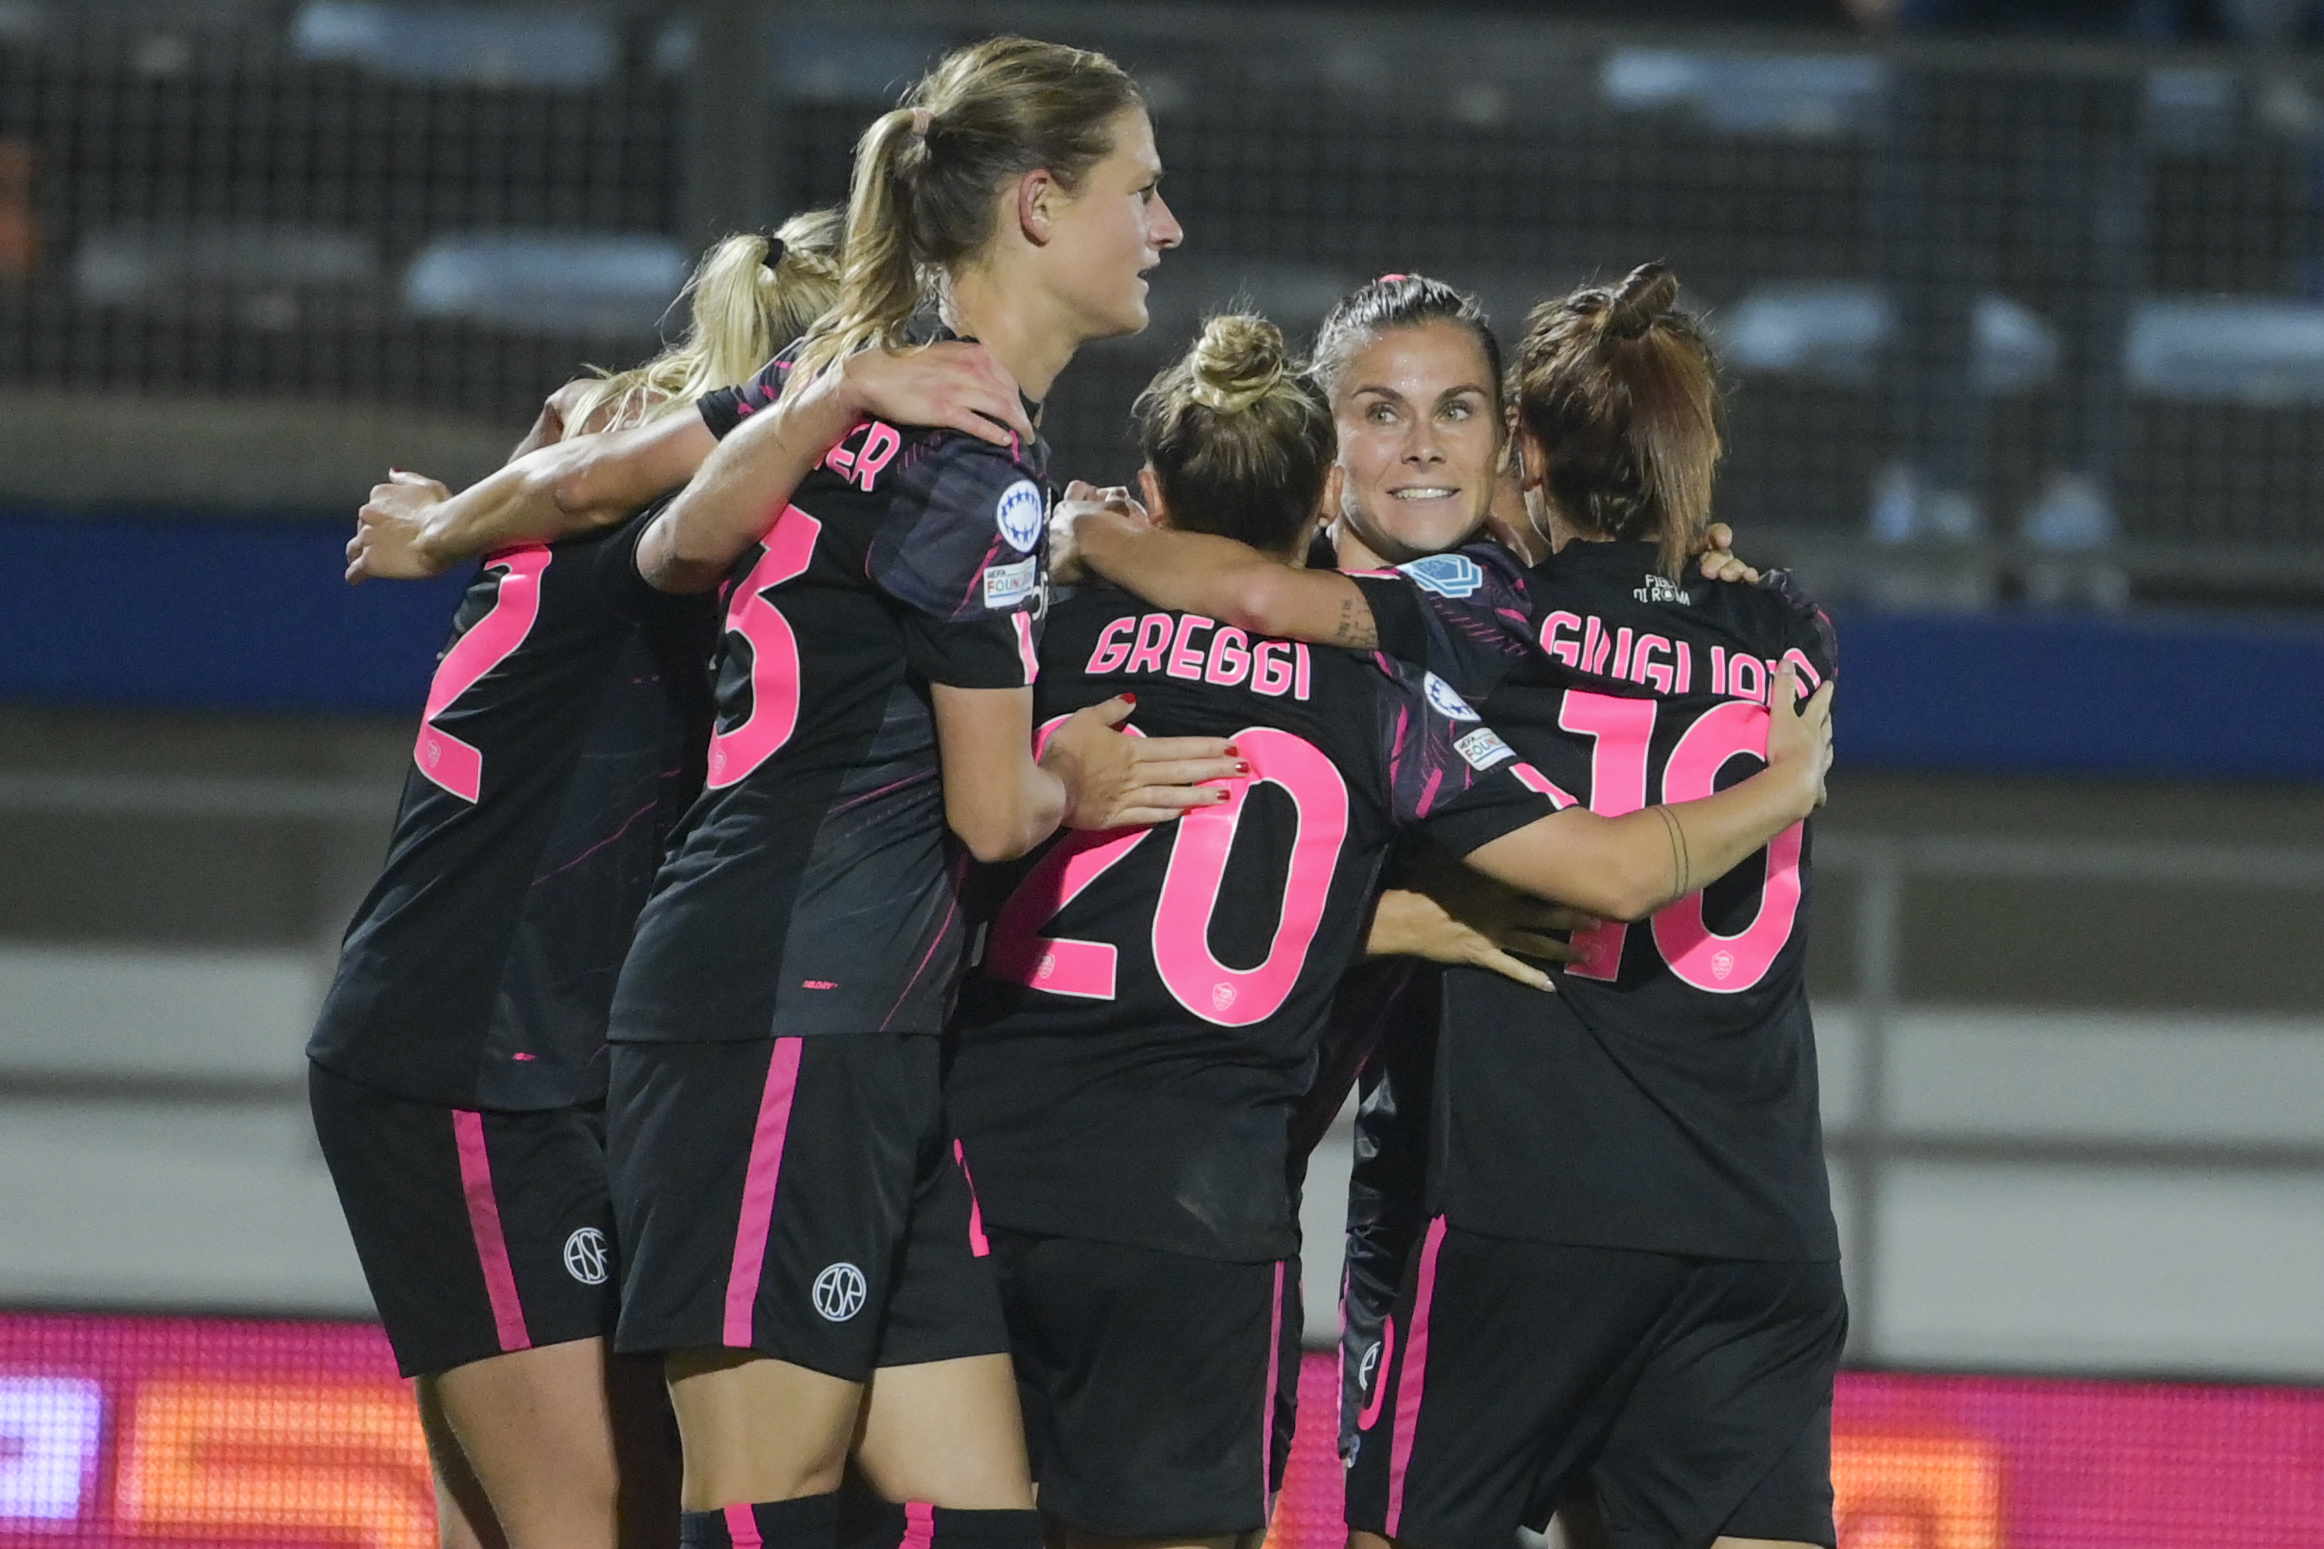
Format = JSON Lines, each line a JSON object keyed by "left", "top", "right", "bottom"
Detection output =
{"left": 988, "top": 725, "right": 1349, "bottom": 1027}
{"left": 1555, "top": 689, "right": 1804, "bottom": 993}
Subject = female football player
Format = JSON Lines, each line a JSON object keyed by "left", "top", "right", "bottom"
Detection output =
{"left": 309, "top": 210, "right": 1019, "bottom": 1549}
{"left": 1076, "top": 264, "right": 1843, "bottom": 1549}
{"left": 592, "top": 38, "right": 1239, "bottom": 1549}
{"left": 949, "top": 308, "right": 1830, "bottom": 1549}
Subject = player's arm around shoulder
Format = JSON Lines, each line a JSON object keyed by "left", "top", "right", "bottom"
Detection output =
{"left": 1464, "top": 663, "right": 1834, "bottom": 922}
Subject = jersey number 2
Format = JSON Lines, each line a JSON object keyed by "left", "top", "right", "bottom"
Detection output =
{"left": 1558, "top": 689, "right": 1804, "bottom": 993}
{"left": 987, "top": 725, "right": 1349, "bottom": 1027}
{"left": 414, "top": 546, "right": 551, "bottom": 803}
{"left": 707, "top": 509, "right": 821, "bottom": 790}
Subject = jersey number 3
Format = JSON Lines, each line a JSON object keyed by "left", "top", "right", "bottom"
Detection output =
{"left": 1558, "top": 689, "right": 1804, "bottom": 994}
{"left": 707, "top": 509, "right": 822, "bottom": 790}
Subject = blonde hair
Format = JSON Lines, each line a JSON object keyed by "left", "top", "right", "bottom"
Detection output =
{"left": 1513, "top": 262, "right": 1721, "bottom": 580}
{"left": 565, "top": 207, "right": 844, "bottom": 432}
{"left": 793, "top": 36, "right": 1143, "bottom": 381}
{"left": 1137, "top": 314, "right": 1333, "bottom": 555}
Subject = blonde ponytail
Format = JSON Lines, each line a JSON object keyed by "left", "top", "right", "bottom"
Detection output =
{"left": 794, "top": 36, "right": 1144, "bottom": 382}
{"left": 566, "top": 206, "right": 844, "bottom": 433}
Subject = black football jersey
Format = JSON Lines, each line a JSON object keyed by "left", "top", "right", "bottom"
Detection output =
{"left": 1357, "top": 538, "right": 1842, "bottom": 1260}
{"left": 308, "top": 507, "right": 715, "bottom": 1110}
{"left": 608, "top": 352, "right": 1050, "bottom": 1045}
{"left": 945, "top": 584, "right": 1559, "bottom": 1264}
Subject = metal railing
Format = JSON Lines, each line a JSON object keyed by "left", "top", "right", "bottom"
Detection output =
{"left": 1816, "top": 832, "right": 2324, "bottom": 1359}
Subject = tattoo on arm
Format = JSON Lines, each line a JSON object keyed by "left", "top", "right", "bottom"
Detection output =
{"left": 1333, "top": 594, "right": 1379, "bottom": 650}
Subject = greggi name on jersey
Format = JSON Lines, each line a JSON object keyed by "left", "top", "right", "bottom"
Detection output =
{"left": 1537, "top": 609, "right": 1825, "bottom": 703}
{"left": 1083, "top": 611, "right": 1316, "bottom": 701}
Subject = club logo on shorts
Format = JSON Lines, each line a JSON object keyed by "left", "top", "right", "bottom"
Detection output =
{"left": 562, "top": 1228, "right": 610, "bottom": 1286}
{"left": 1423, "top": 672, "right": 1481, "bottom": 723}
{"left": 812, "top": 1262, "right": 868, "bottom": 1322}
{"left": 995, "top": 479, "right": 1045, "bottom": 553}
{"left": 1357, "top": 1338, "right": 1383, "bottom": 1392}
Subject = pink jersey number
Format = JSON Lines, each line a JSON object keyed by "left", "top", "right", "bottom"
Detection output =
{"left": 1151, "top": 726, "right": 1350, "bottom": 1027}
{"left": 987, "top": 724, "right": 1350, "bottom": 1027}
{"left": 985, "top": 720, "right": 1155, "bottom": 1000}
{"left": 1650, "top": 699, "right": 1803, "bottom": 993}
{"left": 706, "top": 508, "right": 822, "bottom": 790}
{"left": 414, "top": 546, "right": 552, "bottom": 803}
{"left": 1556, "top": 688, "right": 1803, "bottom": 991}
{"left": 1555, "top": 690, "right": 1655, "bottom": 981}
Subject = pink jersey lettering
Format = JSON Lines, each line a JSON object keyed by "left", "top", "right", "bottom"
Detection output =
{"left": 1150, "top": 727, "right": 1349, "bottom": 1026}
{"left": 414, "top": 547, "right": 552, "bottom": 803}
{"left": 1651, "top": 700, "right": 1804, "bottom": 992}
{"left": 1125, "top": 614, "right": 1172, "bottom": 676}
{"left": 706, "top": 509, "right": 821, "bottom": 790}
{"left": 1167, "top": 615, "right": 1212, "bottom": 680}
{"left": 1086, "top": 618, "right": 1135, "bottom": 674}
{"left": 1204, "top": 625, "right": 1252, "bottom": 688}
{"left": 1556, "top": 690, "right": 1656, "bottom": 980}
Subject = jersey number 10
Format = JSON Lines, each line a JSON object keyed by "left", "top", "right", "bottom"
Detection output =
{"left": 1552, "top": 689, "right": 1804, "bottom": 994}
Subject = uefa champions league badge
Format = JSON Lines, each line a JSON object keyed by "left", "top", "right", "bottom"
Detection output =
{"left": 1424, "top": 672, "right": 1482, "bottom": 722}
{"left": 995, "top": 479, "right": 1045, "bottom": 553}
{"left": 1398, "top": 552, "right": 1485, "bottom": 598}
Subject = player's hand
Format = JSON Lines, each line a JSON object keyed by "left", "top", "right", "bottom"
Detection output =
{"left": 1765, "top": 662, "right": 1835, "bottom": 810}
{"left": 347, "top": 470, "right": 455, "bottom": 583}
{"left": 1050, "top": 480, "right": 1145, "bottom": 585}
{"left": 832, "top": 340, "right": 1034, "bottom": 448}
{"left": 1365, "top": 848, "right": 1597, "bottom": 991}
{"left": 1696, "top": 521, "right": 1760, "bottom": 585}
{"left": 1043, "top": 694, "right": 1242, "bottom": 830}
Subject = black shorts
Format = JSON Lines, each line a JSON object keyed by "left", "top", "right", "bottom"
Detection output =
{"left": 1345, "top": 1221, "right": 1846, "bottom": 1549}
{"left": 988, "top": 1230, "right": 1299, "bottom": 1539}
{"left": 607, "top": 1034, "right": 1006, "bottom": 1380}
{"left": 309, "top": 1062, "right": 619, "bottom": 1379}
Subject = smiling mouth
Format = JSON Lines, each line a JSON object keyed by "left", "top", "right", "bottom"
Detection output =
{"left": 1390, "top": 487, "right": 1459, "bottom": 501}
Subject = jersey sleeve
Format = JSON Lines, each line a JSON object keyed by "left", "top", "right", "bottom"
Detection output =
{"left": 868, "top": 433, "right": 1047, "bottom": 690}
{"left": 695, "top": 356, "right": 790, "bottom": 441}
{"left": 1348, "top": 543, "right": 1532, "bottom": 699}
{"left": 1762, "top": 567, "right": 1840, "bottom": 687}
{"left": 1372, "top": 656, "right": 1559, "bottom": 857}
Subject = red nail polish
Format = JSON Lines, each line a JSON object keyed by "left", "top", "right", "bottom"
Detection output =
{"left": 1121, "top": 692, "right": 1137, "bottom": 705}
{"left": 1224, "top": 743, "right": 1238, "bottom": 756}
{"left": 1235, "top": 760, "right": 1251, "bottom": 775}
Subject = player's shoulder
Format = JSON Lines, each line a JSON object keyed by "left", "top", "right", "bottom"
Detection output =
{"left": 1391, "top": 540, "right": 1529, "bottom": 601}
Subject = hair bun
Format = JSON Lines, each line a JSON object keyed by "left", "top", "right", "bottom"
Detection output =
{"left": 1607, "top": 262, "right": 1679, "bottom": 340}
{"left": 1187, "top": 314, "right": 1289, "bottom": 416}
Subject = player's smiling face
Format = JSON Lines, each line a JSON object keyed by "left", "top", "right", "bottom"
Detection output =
{"left": 1044, "top": 106, "right": 1181, "bottom": 343}
{"left": 1332, "top": 320, "right": 1502, "bottom": 565}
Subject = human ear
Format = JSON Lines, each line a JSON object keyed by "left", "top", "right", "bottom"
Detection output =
{"left": 1513, "top": 429, "right": 1546, "bottom": 492}
{"left": 1016, "top": 168, "right": 1059, "bottom": 246}
{"left": 1319, "top": 464, "right": 1345, "bottom": 522}
{"left": 1136, "top": 464, "right": 1167, "bottom": 522}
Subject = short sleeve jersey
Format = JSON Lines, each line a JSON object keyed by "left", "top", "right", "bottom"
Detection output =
{"left": 1361, "top": 538, "right": 1842, "bottom": 1261}
{"left": 308, "top": 507, "right": 716, "bottom": 1110}
{"left": 608, "top": 352, "right": 1050, "bottom": 1044}
{"left": 945, "top": 584, "right": 1558, "bottom": 1263}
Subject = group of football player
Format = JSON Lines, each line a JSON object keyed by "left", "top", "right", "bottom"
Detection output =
{"left": 310, "top": 32, "right": 1841, "bottom": 1549}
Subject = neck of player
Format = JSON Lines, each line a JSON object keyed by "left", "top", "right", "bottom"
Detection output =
{"left": 945, "top": 271, "right": 1076, "bottom": 407}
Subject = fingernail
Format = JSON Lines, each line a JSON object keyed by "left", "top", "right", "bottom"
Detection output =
{"left": 1121, "top": 692, "right": 1137, "bottom": 705}
{"left": 1224, "top": 743, "right": 1238, "bottom": 756}
{"left": 1234, "top": 760, "right": 1251, "bottom": 775}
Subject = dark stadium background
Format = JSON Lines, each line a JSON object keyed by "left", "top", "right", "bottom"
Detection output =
{"left": 1, "top": 2, "right": 2321, "bottom": 1543}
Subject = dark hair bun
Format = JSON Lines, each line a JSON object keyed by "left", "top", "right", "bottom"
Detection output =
{"left": 1606, "top": 262, "right": 1679, "bottom": 340}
